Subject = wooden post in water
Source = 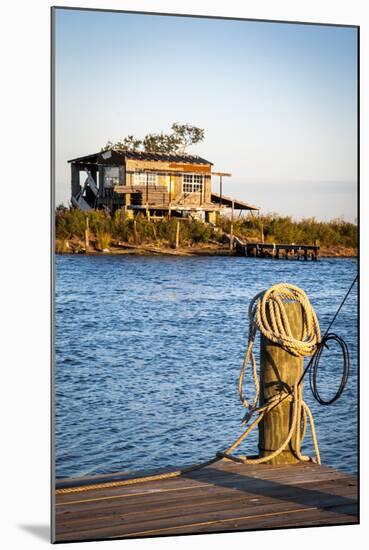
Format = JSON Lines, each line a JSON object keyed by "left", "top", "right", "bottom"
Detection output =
{"left": 258, "top": 301, "right": 304, "bottom": 464}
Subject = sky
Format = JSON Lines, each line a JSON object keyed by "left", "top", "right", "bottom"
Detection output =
{"left": 54, "top": 9, "right": 358, "bottom": 222}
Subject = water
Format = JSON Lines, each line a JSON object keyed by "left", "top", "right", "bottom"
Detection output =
{"left": 55, "top": 255, "right": 358, "bottom": 478}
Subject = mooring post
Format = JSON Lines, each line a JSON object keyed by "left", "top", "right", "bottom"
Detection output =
{"left": 258, "top": 301, "right": 304, "bottom": 464}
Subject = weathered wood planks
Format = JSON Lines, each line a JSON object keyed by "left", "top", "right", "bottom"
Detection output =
{"left": 54, "top": 461, "right": 358, "bottom": 542}
{"left": 245, "top": 243, "right": 319, "bottom": 260}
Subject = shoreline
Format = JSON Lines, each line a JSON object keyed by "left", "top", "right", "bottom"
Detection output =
{"left": 56, "top": 240, "right": 357, "bottom": 258}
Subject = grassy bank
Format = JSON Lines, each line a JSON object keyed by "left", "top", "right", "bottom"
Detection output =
{"left": 55, "top": 207, "right": 217, "bottom": 254}
{"left": 55, "top": 207, "right": 357, "bottom": 256}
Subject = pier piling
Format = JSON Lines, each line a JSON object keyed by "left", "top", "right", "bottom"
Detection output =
{"left": 84, "top": 215, "right": 90, "bottom": 250}
{"left": 245, "top": 243, "right": 319, "bottom": 260}
{"left": 175, "top": 221, "right": 180, "bottom": 249}
{"left": 259, "top": 301, "right": 304, "bottom": 464}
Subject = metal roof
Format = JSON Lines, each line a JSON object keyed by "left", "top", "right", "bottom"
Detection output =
{"left": 68, "top": 149, "right": 212, "bottom": 165}
{"left": 211, "top": 192, "right": 260, "bottom": 211}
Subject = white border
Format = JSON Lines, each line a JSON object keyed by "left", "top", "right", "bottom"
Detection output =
{"left": 1, "top": 1, "right": 366, "bottom": 548}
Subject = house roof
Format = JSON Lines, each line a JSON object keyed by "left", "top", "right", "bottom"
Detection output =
{"left": 210, "top": 192, "right": 260, "bottom": 211}
{"left": 68, "top": 149, "right": 213, "bottom": 165}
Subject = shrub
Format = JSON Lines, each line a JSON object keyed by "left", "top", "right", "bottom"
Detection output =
{"left": 221, "top": 213, "right": 357, "bottom": 248}
{"left": 55, "top": 208, "right": 357, "bottom": 251}
{"left": 96, "top": 231, "right": 112, "bottom": 250}
{"left": 55, "top": 238, "right": 69, "bottom": 254}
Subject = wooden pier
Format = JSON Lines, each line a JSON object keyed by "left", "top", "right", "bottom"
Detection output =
{"left": 245, "top": 243, "right": 319, "bottom": 260}
{"left": 54, "top": 460, "right": 357, "bottom": 542}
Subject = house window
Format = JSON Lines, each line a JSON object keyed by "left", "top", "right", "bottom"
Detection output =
{"left": 133, "top": 172, "right": 158, "bottom": 187}
{"left": 182, "top": 174, "right": 204, "bottom": 194}
{"left": 104, "top": 167, "right": 120, "bottom": 188}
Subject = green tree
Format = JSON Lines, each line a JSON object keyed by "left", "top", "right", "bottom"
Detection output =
{"left": 101, "top": 122, "right": 205, "bottom": 154}
{"left": 142, "top": 132, "right": 181, "bottom": 153}
{"left": 171, "top": 122, "right": 205, "bottom": 152}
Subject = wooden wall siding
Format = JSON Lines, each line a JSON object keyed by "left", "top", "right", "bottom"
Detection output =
{"left": 124, "top": 159, "right": 213, "bottom": 206}
{"left": 204, "top": 175, "right": 211, "bottom": 203}
{"left": 169, "top": 163, "right": 211, "bottom": 174}
{"left": 166, "top": 175, "right": 212, "bottom": 205}
{"left": 125, "top": 159, "right": 211, "bottom": 174}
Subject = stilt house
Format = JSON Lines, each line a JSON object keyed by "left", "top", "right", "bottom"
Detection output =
{"left": 69, "top": 149, "right": 259, "bottom": 221}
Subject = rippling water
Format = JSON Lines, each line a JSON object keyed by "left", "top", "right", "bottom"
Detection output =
{"left": 55, "top": 255, "right": 358, "bottom": 478}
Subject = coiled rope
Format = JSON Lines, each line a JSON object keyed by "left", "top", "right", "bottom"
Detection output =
{"left": 56, "top": 279, "right": 355, "bottom": 495}
{"left": 309, "top": 333, "right": 350, "bottom": 406}
{"left": 220, "top": 283, "right": 322, "bottom": 466}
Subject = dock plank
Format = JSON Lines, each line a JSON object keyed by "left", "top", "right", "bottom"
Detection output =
{"left": 54, "top": 461, "right": 358, "bottom": 542}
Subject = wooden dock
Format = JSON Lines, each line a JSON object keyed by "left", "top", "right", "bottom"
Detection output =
{"left": 245, "top": 243, "right": 319, "bottom": 260}
{"left": 54, "top": 460, "right": 358, "bottom": 542}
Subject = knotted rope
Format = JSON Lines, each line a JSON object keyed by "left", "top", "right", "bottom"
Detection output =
{"left": 219, "top": 282, "right": 321, "bottom": 465}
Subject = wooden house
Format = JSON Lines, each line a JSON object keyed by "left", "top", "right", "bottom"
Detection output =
{"left": 69, "top": 149, "right": 259, "bottom": 221}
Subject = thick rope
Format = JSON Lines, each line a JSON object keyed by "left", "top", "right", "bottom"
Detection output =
{"left": 232, "top": 283, "right": 321, "bottom": 465}
{"left": 56, "top": 283, "right": 322, "bottom": 496}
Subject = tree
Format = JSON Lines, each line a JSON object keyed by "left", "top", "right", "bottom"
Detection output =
{"left": 101, "top": 141, "right": 114, "bottom": 152}
{"left": 119, "top": 135, "right": 143, "bottom": 151}
{"left": 101, "top": 135, "right": 142, "bottom": 152}
{"left": 101, "top": 122, "right": 205, "bottom": 154}
{"left": 142, "top": 132, "right": 181, "bottom": 154}
{"left": 171, "top": 122, "right": 205, "bottom": 152}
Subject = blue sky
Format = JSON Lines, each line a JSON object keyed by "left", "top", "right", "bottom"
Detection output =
{"left": 54, "top": 9, "right": 358, "bottom": 221}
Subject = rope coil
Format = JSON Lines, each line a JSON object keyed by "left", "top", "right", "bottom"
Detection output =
{"left": 225, "top": 283, "right": 322, "bottom": 465}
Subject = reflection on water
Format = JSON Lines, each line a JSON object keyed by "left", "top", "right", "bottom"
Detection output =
{"left": 55, "top": 255, "right": 358, "bottom": 478}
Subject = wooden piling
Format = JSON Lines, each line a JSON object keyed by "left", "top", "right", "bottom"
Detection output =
{"left": 258, "top": 301, "right": 304, "bottom": 464}
{"left": 84, "top": 215, "right": 89, "bottom": 251}
{"left": 245, "top": 243, "right": 319, "bottom": 260}
{"left": 230, "top": 200, "right": 234, "bottom": 250}
{"left": 175, "top": 221, "right": 180, "bottom": 249}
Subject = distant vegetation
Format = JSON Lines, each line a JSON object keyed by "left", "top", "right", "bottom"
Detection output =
{"left": 55, "top": 206, "right": 215, "bottom": 253}
{"left": 220, "top": 213, "right": 357, "bottom": 249}
{"left": 55, "top": 207, "right": 357, "bottom": 253}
